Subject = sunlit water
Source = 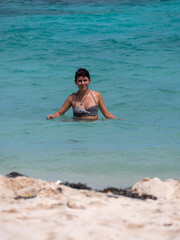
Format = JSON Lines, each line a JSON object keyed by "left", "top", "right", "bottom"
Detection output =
{"left": 0, "top": 0, "right": 180, "bottom": 188}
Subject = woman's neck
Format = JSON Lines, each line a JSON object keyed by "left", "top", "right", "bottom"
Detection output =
{"left": 78, "top": 89, "right": 89, "bottom": 97}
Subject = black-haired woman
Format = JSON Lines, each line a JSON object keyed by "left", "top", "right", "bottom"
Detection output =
{"left": 47, "top": 68, "right": 116, "bottom": 120}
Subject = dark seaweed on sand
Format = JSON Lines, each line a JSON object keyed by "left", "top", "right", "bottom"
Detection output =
{"left": 15, "top": 195, "right": 36, "bottom": 200}
{"left": 62, "top": 182, "right": 92, "bottom": 191}
{"left": 6, "top": 172, "right": 25, "bottom": 178}
{"left": 62, "top": 182, "right": 157, "bottom": 200}
{"left": 6, "top": 173, "right": 157, "bottom": 200}
{"left": 100, "top": 187, "right": 157, "bottom": 200}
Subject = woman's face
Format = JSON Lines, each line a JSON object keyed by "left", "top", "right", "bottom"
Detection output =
{"left": 75, "top": 76, "right": 91, "bottom": 91}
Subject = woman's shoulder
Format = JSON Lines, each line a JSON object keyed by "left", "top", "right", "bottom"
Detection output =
{"left": 90, "top": 90, "right": 101, "bottom": 96}
{"left": 71, "top": 91, "right": 78, "bottom": 95}
{"left": 69, "top": 92, "right": 78, "bottom": 101}
{"left": 65, "top": 92, "right": 76, "bottom": 100}
{"left": 71, "top": 91, "right": 78, "bottom": 96}
{"left": 90, "top": 90, "right": 102, "bottom": 99}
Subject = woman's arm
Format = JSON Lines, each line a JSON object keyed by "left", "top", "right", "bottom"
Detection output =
{"left": 98, "top": 92, "right": 116, "bottom": 119}
{"left": 47, "top": 95, "right": 72, "bottom": 120}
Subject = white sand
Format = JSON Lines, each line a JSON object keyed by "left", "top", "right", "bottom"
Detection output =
{"left": 0, "top": 175, "right": 180, "bottom": 240}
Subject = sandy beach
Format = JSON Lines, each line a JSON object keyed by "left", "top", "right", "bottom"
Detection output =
{"left": 0, "top": 173, "right": 180, "bottom": 240}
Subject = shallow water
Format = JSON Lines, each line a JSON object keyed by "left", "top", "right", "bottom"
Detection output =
{"left": 0, "top": 0, "right": 180, "bottom": 188}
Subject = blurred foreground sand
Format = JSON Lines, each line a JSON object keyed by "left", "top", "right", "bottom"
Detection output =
{"left": 0, "top": 174, "right": 180, "bottom": 240}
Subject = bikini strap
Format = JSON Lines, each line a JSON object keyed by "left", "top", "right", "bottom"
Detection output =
{"left": 90, "top": 91, "right": 97, "bottom": 106}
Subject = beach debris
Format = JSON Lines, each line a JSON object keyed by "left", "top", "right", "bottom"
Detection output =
{"left": 55, "top": 180, "right": 62, "bottom": 185}
{"left": 62, "top": 182, "right": 92, "bottom": 191}
{"left": 6, "top": 172, "right": 26, "bottom": 178}
{"left": 4, "top": 173, "right": 157, "bottom": 200}
{"left": 15, "top": 195, "right": 36, "bottom": 200}
{"left": 56, "top": 187, "right": 62, "bottom": 193}
{"left": 61, "top": 181, "right": 157, "bottom": 200}
{"left": 100, "top": 187, "right": 157, "bottom": 200}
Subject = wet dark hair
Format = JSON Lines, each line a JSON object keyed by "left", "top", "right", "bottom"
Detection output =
{"left": 75, "top": 68, "right": 90, "bottom": 82}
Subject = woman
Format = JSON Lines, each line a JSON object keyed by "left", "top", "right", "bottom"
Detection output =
{"left": 47, "top": 68, "right": 116, "bottom": 120}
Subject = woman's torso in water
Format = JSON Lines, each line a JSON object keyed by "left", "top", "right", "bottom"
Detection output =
{"left": 72, "top": 90, "right": 98, "bottom": 120}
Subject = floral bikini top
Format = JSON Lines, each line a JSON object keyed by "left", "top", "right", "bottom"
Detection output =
{"left": 73, "top": 91, "right": 98, "bottom": 117}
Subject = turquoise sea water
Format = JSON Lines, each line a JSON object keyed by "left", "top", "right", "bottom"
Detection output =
{"left": 0, "top": 0, "right": 180, "bottom": 188}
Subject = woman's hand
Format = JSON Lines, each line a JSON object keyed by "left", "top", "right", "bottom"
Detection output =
{"left": 47, "top": 114, "right": 54, "bottom": 120}
{"left": 46, "top": 95, "right": 72, "bottom": 120}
